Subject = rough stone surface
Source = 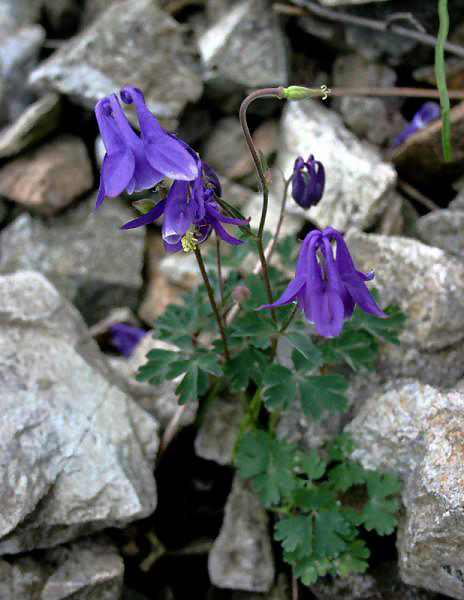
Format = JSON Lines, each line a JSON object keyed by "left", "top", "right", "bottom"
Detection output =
{"left": 0, "top": 537, "right": 124, "bottom": 599}
{"left": 397, "top": 399, "right": 464, "bottom": 599}
{"left": 415, "top": 209, "right": 464, "bottom": 257}
{"left": 159, "top": 252, "right": 201, "bottom": 289}
{"left": 0, "top": 194, "right": 145, "bottom": 324}
{"left": 195, "top": 397, "right": 244, "bottom": 465}
{"left": 346, "top": 379, "right": 464, "bottom": 598}
{"left": 0, "top": 25, "right": 45, "bottom": 124}
{"left": 208, "top": 476, "right": 275, "bottom": 592}
{"left": 332, "top": 53, "right": 403, "bottom": 145}
{"left": 375, "top": 339, "right": 464, "bottom": 389}
{"left": 231, "top": 574, "right": 290, "bottom": 600}
{"left": 202, "top": 117, "right": 250, "bottom": 178}
{"left": 0, "top": 93, "right": 61, "bottom": 159}
{"left": 198, "top": 0, "right": 288, "bottom": 89}
{"left": 29, "top": 0, "right": 203, "bottom": 118}
{"left": 0, "top": 271, "right": 158, "bottom": 554}
{"left": 275, "top": 100, "right": 396, "bottom": 231}
{"left": 138, "top": 231, "right": 184, "bottom": 325}
{"left": 0, "top": 0, "right": 42, "bottom": 34}
{"left": 311, "top": 562, "right": 440, "bottom": 599}
{"left": 0, "top": 135, "right": 93, "bottom": 214}
{"left": 108, "top": 334, "right": 198, "bottom": 430}
{"left": 345, "top": 229, "right": 464, "bottom": 349}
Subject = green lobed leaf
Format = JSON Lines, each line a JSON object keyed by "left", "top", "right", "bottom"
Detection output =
{"left": 328, "top": 461, "right": 366, "bottom": 492}
{"left": 327, "top": 434, "right": 354, "bottom": 462}
{"left": 348, "top": 302, "right": 406, "bottom": 345}
{"left": 299, "top": 374, "right": 348, "bottom": 420}
{"left": 224, "top": 347, "right": 268, "bottom": 392}
{"left": 336, "top": 540, "right": 370, "bottom": 576}
{"left": 314, "top": 510, "right": 354, "bottom": 557}
{"left": 175, "top": 363, "right": 198, "bottom": 405}
{"left": 274, "top": 516, "right": 313, "bottom": 556}
{"left": 299, "top": 450, "right": 326, "bottom": 481}
{"left": 319, "top": 329, "right": 378, "bottom": 371}
{"left": 361, "top": 472, "right": 401, "bottom": 535}
{"left": 285, "top": 331, "right": 324, "bottom": 365}
{"left": 236, "top": 432, "right": 296, "bottom": 507}
{"left": 262, "top": 364, "right": 296, "bottom": 411}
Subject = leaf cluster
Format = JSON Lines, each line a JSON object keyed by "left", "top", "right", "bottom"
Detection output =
{"left": 236, "top": 432, "right": 401, "bottom": 585}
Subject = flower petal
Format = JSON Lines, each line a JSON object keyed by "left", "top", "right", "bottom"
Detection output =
{"left": 258, "top": 276, "right": 305, "bottom": 310}
{"left": 101, "top": 149, "right": 135, "bottom": 197}
{"left": 120, "top": 198, "right": 167, "bottom": 230}
{"left": 120, "top": 87, "right": 198, "bottom": 181}
{"left": 162, "top": 181, "right": 194, "bottom": 244}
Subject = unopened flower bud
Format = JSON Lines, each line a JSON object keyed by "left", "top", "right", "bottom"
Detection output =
{"left": 281, "top": 86, "right": 329, "bottom": 101}
{"left": 292, "top": 154, "right": 325, "bottom": 209}
{"left": 232, "top": 285, "right": 251, "bottom": 304}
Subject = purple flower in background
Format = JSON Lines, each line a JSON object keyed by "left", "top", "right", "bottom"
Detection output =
{"left": 393, "top": 102, "right": 440, "bottom": 146}
{"left": 109, "top": 323, "right": 147, "bottom": 357}
{"left": 94, "top": 87, "right": 198, "bottom": 209}
{"left": 258, "top": 227, "right": 385, "bottom": 337}
{"left": 121, "top": 157, "right": 248, "bottom": 253}
{"left": 291, "top": 154, "right": 325, "bottom": 209}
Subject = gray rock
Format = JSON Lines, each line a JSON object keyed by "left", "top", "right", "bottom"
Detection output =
{"left": 29, "top": 0, "right": 202, "bottom": 118}
{"left": 0, "top": 0, "right": 42, "bottom": 35}
{"left": 0, "top": 271, "right": 158, "bottom": 553}
{"left": 275, "top": 100, "right": 396, "bottom": 231}
{"left": 346, "top": 379, "right": 457, "bottom": 477}
{"left": 202, "top": 117, "right": 249, "bottom": 179}
{"left": 42, "top": 0, "right": 81, "bottom": 35}
{"left": 231, "top": 574, "right": 290, "bottom": 600}
{"left": 198, "top": 0, "right": 288, "bottom": 89}
{"left": 0, "top": 194, "right": 145, "bottom": 324}
{"left": 345, "top": 379, "right": 464, "bottom": 597}
{"left": 0, "top": 25, "right": 45, "bottom": 123}
{"left": 208, "top": 476, "right": 275, "bottom": 592}
{"left": 310, "top": 562, "right": 440, "bottom": 599}
{"left": 0, "top": 135, "right": 93, "bottom": 214}
{"left": 0, "top": 537, "right": 123, "bottom": 599}
{"left": 108, "top": 335, "right": 198, "bottom": 430}
{"left": 375, "top": 337, "right": 464, "bottom": 388}
{"left": 159, "top": 252, "right": 201, "bottom": 289}
{"left": 0, "top": 93, "right": 61, "bottom": 159}
{"left": 345, "top": 229, "right": 464, "bottom": 350}
{"left": 195, "top": 397, "right": 244, "bottom": 465}
{"left": 415, "top": 209, "right": 464, "bottom": 257}
{"left": 276, "top": 399, "right": 345, "bottom": 454}
{"left": 332, "top": 53, "right": 403, "bottom": 146}
{"left": 397, "top": 396, "right": 464, "bottom": 599}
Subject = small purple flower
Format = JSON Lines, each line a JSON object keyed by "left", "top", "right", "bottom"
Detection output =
{"left": 94, "top": 87, "right": 198, "bottom": 209}
{"left": 121, "top": 157, "right": 248, "bottom": 253}
{"left": 258, "top": 227, "right": 385, "bottom": 337}
{"left": 393, "top": 102, "right": 440, "bottom": 146}
{"left": 109, "top": 323, "right": 147, "bottom": 357}
{"left": 291, "top": 154, "right": 325, "bottom": 209}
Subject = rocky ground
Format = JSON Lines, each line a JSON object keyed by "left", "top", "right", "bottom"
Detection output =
{"left": 1, "top": 0, "right": 464, "bottom": 598}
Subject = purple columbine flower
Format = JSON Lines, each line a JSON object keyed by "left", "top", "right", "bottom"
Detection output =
{"left": 393, "top": 101, "right": 440, "bottom": 146}
{"left": 109, "top": 323, "right": 147, "bottom": 357}
{"left": 291, "top": 154, "right": 325, "bottom": 209}
{"left": 94, "top": 87, "right": 198, "bottom": 209}
{"left": 258, "top": 227, "right": 385, "bottom": 337}
{"left": 121, "top": 155, "right": 248, "bottom": 252}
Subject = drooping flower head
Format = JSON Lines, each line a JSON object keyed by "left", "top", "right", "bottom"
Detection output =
{"left": 258, "top": 228, "right": 385, "bottom": 337}
{"left": 94, "top": 87, "right": 198, "bottom": 209}
{"left": 291, "top": 154, "right": 325, "bottom": 209}
{"left": 393, "top": 101, "right": 440, "bottom": 146}
{"left": 121, "top": 153, "right": 248, "bottom": 253}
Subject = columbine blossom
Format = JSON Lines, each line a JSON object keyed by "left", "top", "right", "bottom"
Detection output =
{"left": 291, "top": 154, "right": 325, "bottom": 209}
{"left": 121, "top": 156, "right": 248, "bottom": 252}
{"left": 94, "top": 87, "right": 198, "bottom": 209}
{"left": 258, "top": 227, "right": 385, "bottom": 337}
{"left": 109, "top": 323, "right": 147, "bottom": 357}
{"left": 393, "top": 102, "right": 440, "bottom": 146}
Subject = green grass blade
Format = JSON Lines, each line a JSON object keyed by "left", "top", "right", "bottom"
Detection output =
{"left": 435, "top": 0, "right": 452, "bottom": 162}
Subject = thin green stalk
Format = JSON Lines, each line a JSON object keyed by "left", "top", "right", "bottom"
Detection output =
{"left": 194, "top": 246, "right": 230, "bottom": 361}
{"left": 435, "top": 0, "right": 452, "bottom": 162}
{"left": 215, "top": 236, "right": 226, "bottom": 315}
{"left": 232, "top": 387, "right": 263, "bottom": 461}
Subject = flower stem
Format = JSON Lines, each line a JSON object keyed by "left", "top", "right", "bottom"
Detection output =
{"left": 215, "top": 236, "right": 226, "bottom": 315}
{"left": 194, "top": 246, "right": 230, "bottom": 361}
{"left": 266, "top": 175, "right": 292, "bottom": 263}
{"left": 239, "top": 88, "right": 284, "bottom": 319}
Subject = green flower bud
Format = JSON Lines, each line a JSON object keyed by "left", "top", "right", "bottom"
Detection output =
{"left": 132, "top": 198, "right": 157, "bottom": 214}
{"left": 281, "top": 85, "right": 331, "bottom": 101}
